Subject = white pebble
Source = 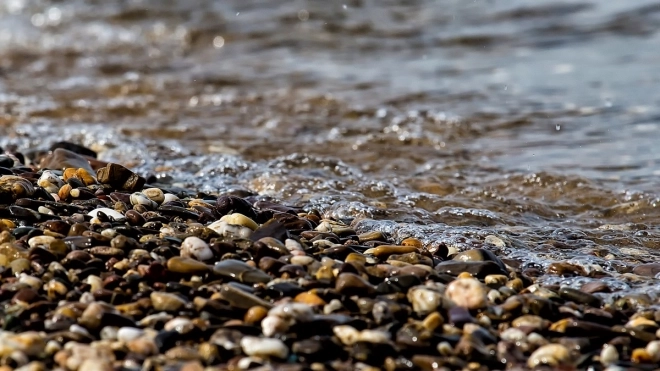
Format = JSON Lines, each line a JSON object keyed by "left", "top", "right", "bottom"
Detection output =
{"left": 88, "top": 208, "right": 125, "bottom": 221}
{"left": 528, "top": 343, "right": 571, "bottom": 368}
{"left": 285, "top": 239, "right": 303, "bottom": 252}
{"left": 101, "top": 228, "right": 117, "bottom": 238}
{"left": 130, "top": 192, "right": 157, "bottom": 208}
{"left": 18, "top": 274, "right": 42, "bottom": 290}
{"left": 500, "top": 328, "right": 527, "bottom": 342}
{"left": 207, "top": 220, "right": 252, "bottom": 238}
{"left": 117, "top": 327, "right": 145, "bottom": 343}
{"left": 333, "top": 325, "right": 360, "bottom": 346}
{"left": 100, "top": 326, "right": 118, "bottom": 340}
{"left": 28, "top": 235, "right": 56, "bottom": 248}
{"left": 601, "top": 344, "right": 619, "bottom": 366}
{"left": 143, "top": 188, "right": 165, "bottom": 204}
{"left": 69, "top": 324, "right": 91, "bottom": 336}
{"left": 38, "top": 206, "right": 54, "bottom": 215}
{"left": 358, "top": 329, "right": 390, "bottom": 344}
{"left": 164, "top": 317, "right": 194, "bottom": 333}
{"left": 484, "top": 235, "right": 506, "bottom": 247}
{"left": 268, "top": 302, "right": 314, "bottom": 322}
{"left": 240, "top": 336, "right": 288, "bottom": 359}
{"left": 37, "top": 170, "right": 64, "bottom": 193}
{"left": 261, "top": 315, "right": 289, "bottom": 337}
{"left": 220, "top": 213, "right": 259, "bottom": 230}
{"left": 646, "top": 340, "right": 660, "bottom": 362}
{"left": 163, "top": 193, "right": 179, "bottom": 203}
{"left": 180, "top": 236, "right": 214, "bottom": 261}
{"left": 446, "top": 277, "right": 488, "bottom": 310}
{"left": 407, "top": 286, "right": 447, "bottom": 316}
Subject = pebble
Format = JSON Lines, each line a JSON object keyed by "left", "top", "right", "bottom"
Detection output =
{"left": 365, "top": 245, "right": 418, "bottom": 258}
{"left": 167, "top": 256, "right": 211, "bottom": 275}
{"left": 117, "top": 327, "right": 145, "bottom": 342}
{"left": 143, "top": 188, "right": 165, "bottom": 204}
{"left": 151, "top": 292, "right": 188, "bottom": 312}
{"left": 528, "top": 343, "right": 571, "bottom": 368}
{"left": 445, "top": 277, "right": 488, "bottom": 310}
{"left": 220, "top": 213, "right": 259, "bottom": 230}
{"left": 163, "top": 193, "right": 179, "bottom": 203}
{"left": 214, "top": 259, "right": 271, "bottom": 284}
{"left": 240, "top": 336, "right": 288, "bottom": 359}
{"left": 39, "top": 148, "right": 95, "bottom": 174}
{"left": 130, "top": 192, "right": 158, "bottom": 208}
{"left": 600, "top": 344, "right": 619, "bottom": 366}
{"left": 407, "top": 286, "right": 451, "bottom": 315}
{"left": 180, "top": 236, "right": 214, "bottom": 261}
{"left": 207, "top": 220, "right": 253, "bottom": 238}
{"left": 87, "top": 208, "right": 126, "bottom": 221}
{"left": 633, "top": 263, "right": 660, "bottom": 277}
{"left": 335, "top": 273, "right": 376, "bottom": 296}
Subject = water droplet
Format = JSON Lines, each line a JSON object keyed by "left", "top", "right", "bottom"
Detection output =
{"left": 213, "top": 36, "right": 225, "bottom": 48}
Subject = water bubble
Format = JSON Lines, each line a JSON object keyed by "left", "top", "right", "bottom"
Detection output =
{"left": 47, "top": 7, "right": 61, "bottom": 24}
{"left": 556, "top": 124, "right": 561, "bottom": 131}
{"left": 343, "top": 4, "right": 347, "bottom": 10}
{"left": 31, "top": 13, "right": 45, "bottom": 27}
{"left": 298, "top": 10, "right": 309, "bottom": 21}
{"left": 213, "top": 36, "right": 225, "bottom": 48}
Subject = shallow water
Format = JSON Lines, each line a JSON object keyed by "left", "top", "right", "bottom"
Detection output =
{"left": 2, "top": 1, "right": 660, "bottom": 298}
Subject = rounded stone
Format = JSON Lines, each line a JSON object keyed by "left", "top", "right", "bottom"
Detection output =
{"left": 240, "top": 336, "right": 288, "bottom": 359}
{"left": 366, "top": 245, "right": 418, "bottom": 259}
{"left": 220, "top": 213, "right": 259, "bottom": 230}
{"left": 527, "top": 343, "right": 571, "bottom": 368}
{"left": 167, "top": 257, "right": 211, "bottom": 275}
{"left": 445, "top": 277, "right": 488, "bottom": 310}
{"left": 143, "top": 188, "right": 165, "bottom": 204}
{"left": 150, "top": 292, "right": 188, "bottom": 312}
{"left": 335, "top": 273, "right": 376, "bottom": 297}
{"left": 180, "top": 236, "right": 214, "bottom": 261}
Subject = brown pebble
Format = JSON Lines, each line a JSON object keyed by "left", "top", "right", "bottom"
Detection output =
{"left": 180, "top": 361, "right": 205, "bottom": 371}
{"left": 335, "top": 272, "right": 376, "bottom": 296}
{"left": 167, "top": 256, "right": 211, "bottom": 275}
{"left": 370, "top": 245, "right": 418, "bottom": 258}
{"left": 547, "top": 262, "right": 587, "bottom": 276}
{"left": 244, "top": 306, "right": 268, "bottom": 324}
{"left": 580, "top": 281, "right": 611, "bottom": 294}
{"left": 295, "top": 292, "right": 327, "bottom": 306}
{"left": 632, "top": 263, "right": 660, "bottom": 278}
{"left": 401, "top": 237, "right": 423, "bottom": 248}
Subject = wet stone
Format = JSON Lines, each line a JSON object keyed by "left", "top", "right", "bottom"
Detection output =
{"left": 559, "top": 286, "right": 603, "bottom": 307}
{"left": 213, "top": 259, "right": 271, "bottom": 284}
{"left": 335, "top": 273, "right": 376, "bottom": 297}
{"left": 435, "top": 260, "right": 507, "bottom": 278}
{"left": 633, "top": 263, "right": 660, "bottom": 277}
{"left": 39, "top": 148, "right": 95, "bottom": 174}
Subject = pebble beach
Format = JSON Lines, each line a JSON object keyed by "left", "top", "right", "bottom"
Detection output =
{"left": 2, "top": 1, "right": 660, "bottom": 370}
{"left": 0, "top": 143, "right": 656, "bottom": 371}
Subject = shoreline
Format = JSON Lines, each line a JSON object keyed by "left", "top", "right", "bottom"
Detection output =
{"left": 0, "top": 142, "right": 657, "bottom": 370}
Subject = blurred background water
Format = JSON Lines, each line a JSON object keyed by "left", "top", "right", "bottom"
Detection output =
{"left": 1, "top": 0, "right": 660, "bottom": 291}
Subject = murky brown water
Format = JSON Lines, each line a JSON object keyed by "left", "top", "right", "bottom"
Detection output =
{"left": 2, "top": 1, "right": 660, "bottom": 297}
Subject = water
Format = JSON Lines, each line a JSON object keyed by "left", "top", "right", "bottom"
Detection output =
{"left": 2, "top": 1, "right": 660, "bottom": 297}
